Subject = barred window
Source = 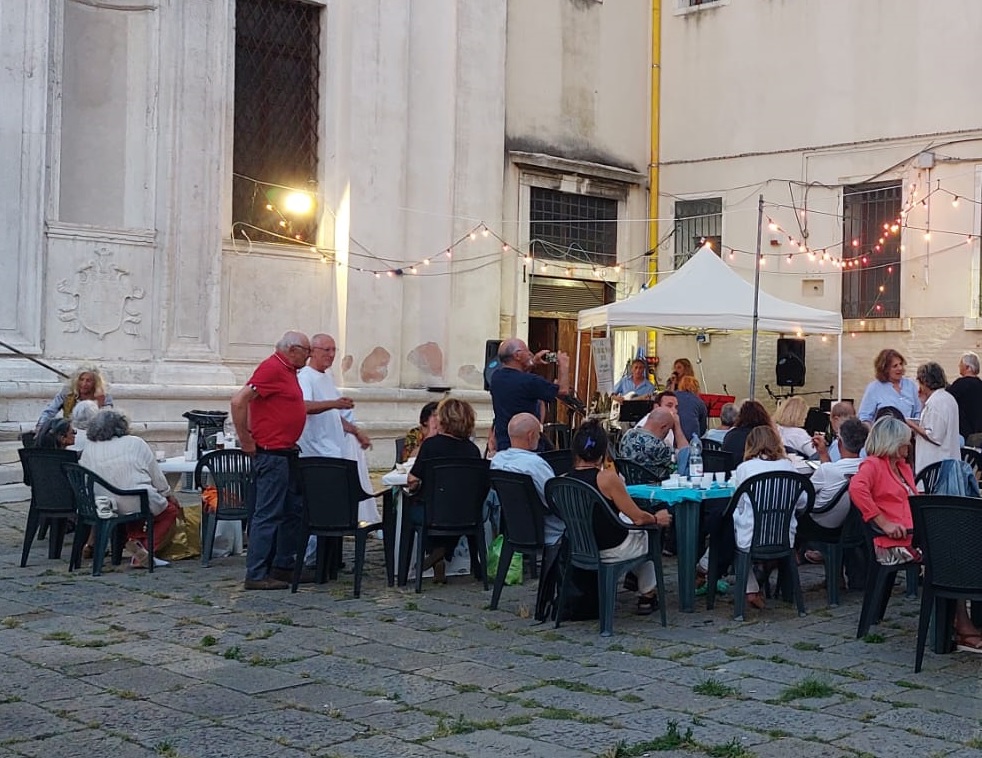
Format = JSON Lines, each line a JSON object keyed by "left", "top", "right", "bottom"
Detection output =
{"left": 674, "top": 198, "right": 722, "bottom": 268}
{"left": 232, "top": 0, "right": 321, "bottom": 245}
{"left": 841, "top": 182, "right": 902, "bottom": 319}
{"left": 529, "top": 188, "right": 618, "bottom": 266}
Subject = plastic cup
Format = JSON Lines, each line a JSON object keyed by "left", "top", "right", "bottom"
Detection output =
{"left": 702, "top": 474, "right": 713, "bottom": 488}
{"left": 714, "top": 471, "right": 726, "bottom": 484}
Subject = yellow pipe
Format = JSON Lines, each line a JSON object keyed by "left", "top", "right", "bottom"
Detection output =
{"left": 647, "top": 0, "right": 661, "bottom": 361}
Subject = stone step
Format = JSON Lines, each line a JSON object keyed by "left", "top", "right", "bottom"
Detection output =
{"left": 0, "top": 464, "right": 23, "bottom": 486}
{"left": 0, "top": 483, "right": 30, "bottom": 504}
{"left": 0, "top": 441, "right": 22, "bottom": 466}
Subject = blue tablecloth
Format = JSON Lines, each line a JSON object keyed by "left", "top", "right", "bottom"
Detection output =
{"left": 627, "top": 483, "right": 735, "bottom": 506}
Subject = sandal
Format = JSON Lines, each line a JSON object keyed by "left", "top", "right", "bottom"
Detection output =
{"left": 81, "top": 544, "right": 94, "bottom": 560}
{"left": 955, "top": 632, "right": 982, "bottom": 653}
{"left": 803, "top": 550, "right": 824, "bottom": 565}
{"left": 636, "top": 591, "right": 659, "bottom": 616}
{"left": 745, "top": 592, "right": 765, "bottom": 610}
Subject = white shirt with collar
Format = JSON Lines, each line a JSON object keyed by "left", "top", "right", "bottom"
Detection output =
{"left": 297, "top": 365, "right": 345, "bottom": 458}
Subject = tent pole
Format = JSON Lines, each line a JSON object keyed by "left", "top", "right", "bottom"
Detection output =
{"left": 574, "top": 326, "right": 583, "bottom": 402}
{"left": 837, "top": 333, "right": 842, "bottom": 402}
{"left": 748, "top": 194, "right": 764, "bottom": 400}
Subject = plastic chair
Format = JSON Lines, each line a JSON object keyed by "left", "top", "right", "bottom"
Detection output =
{"left": 960, "top": 447, "right": 982, "bottom": 485}
{"left": 488, "top": 471, "right": 546, "bottom": 610}
{"left": 17, "top": 448, "right": 78, "bottom": 566}
{"left": 702, "top": 449, "right": 735, "bottom": 475}
{"left": 613, "top": 458, "right": 663, "bottom": 485}
{"left": 394, "top": 437, "right": 406, "bottom": 467}
{"left": 542, "top": 423, "right": 571, "bottom": 451}
{"left": 293, "top": 457, "right": 384, "bottom": 597}
{"left": 702, "top": 438, "right": 723, "bottom": 452}
{"left": 538, "top": 449, "right": 573, "bottom": 477}
{"left": 62, "top": 462, "right": 156, "bottom": 576}
{"left": 706, "top": 471, "right": 815, "bottom": 621}
{"left": 806, "top": 480, "right": 864, "bottom": 607}
{"left": 915, "top": 461, "right": 943, "bottom": 494}
{"left": 195, "top": 450, "right": 253, "bottom": 567}
{"left": 910, "top": 495, "right": 982, "bottom": 671}
{"left": 544, "top": 477, "right": 667, "bottom": 636}
{"left": 399, "top": 458, "right": 491, "bottom": 593}
{"left": 854, "top": 518, "right": 920, "bottom": 639}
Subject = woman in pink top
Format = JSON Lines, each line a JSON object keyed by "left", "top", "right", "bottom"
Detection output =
{"left": 850, "top": 417, "right": 982, "bottom": 651}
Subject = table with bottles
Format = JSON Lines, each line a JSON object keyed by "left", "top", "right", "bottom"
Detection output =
{"left": 627, "top": 479, "right": 735, "bottom": 613}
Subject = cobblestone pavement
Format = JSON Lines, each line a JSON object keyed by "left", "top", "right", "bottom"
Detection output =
{"left": 1, "top": 494, "right": 980, "bottom": 758}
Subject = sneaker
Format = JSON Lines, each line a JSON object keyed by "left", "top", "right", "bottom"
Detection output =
{"left": 270, "top": 566, "right": 317, "bottom": 584}
{"left": 243, "top": 576, "right": 289, "bottom": 590}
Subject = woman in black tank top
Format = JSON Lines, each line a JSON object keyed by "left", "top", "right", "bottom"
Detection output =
{"left": 566, "top": 421, "right": 672, "bottom": 614}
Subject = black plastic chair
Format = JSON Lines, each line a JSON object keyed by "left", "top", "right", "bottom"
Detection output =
{"left": 395, "top": 437, "right": 406, "bottom": 467}
{"left": 706, "top": 471, "right": 815, "bottom": 621}
{"left": 613, "top": 458, "right": 662, "bottom": 485}
{"left": 488, "top": 471, "right": 547, "bottom": 610}
{"left": 854, "top": 519, "right": 920, "bottom": 639}
{"left": 62, "top": 462, "right": 156, "bottom": 576}
{"left": 806, "top": 481, "right": 865, "bottom": 607}
{"left": 915, "top": 461, "right": 943, "bottom": 494}
{"left": 400, "top": 458, "right": 491, "bottom": 593}
{"left": 195, "top": 450, "right": 253, "bottom": 567}
{"left": 542, "top": 423, "right": 571, "bottom": 451}
{"left": 18, "top": 448, "right": 78, "bottom": 566}
{"left": 702, "top": 438, "right": 723, "bottom": 452}
{"left": 293, "top": 457, "right": 385, "bottom": 597}
{"left": 538, "top": 449, "right": 573, "bottom": 477}
{"left": 544, "top": 477, "right": 666, "bottom": 636}
{"left": 702, "top": 449, "right": 735, "bottom": 476}
{"left": 960, "top": 447, "right": 982, "bottom": 485}
{"left": 910, "top": 495, "right": 982, "bottom": 671}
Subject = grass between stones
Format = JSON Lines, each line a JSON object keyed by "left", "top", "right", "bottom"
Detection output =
{"left": 692, "top": 677, "right": 739, "bottom": 698}
{"left": 599, "top": 719, "right": 753, "bottom": 758}
{"left": 775, "top": 676, "right": 837, "bottom": 702}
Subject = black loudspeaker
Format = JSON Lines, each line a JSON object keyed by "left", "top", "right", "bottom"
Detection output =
{"left": 483, "top": 339, "right": 503, "bottom": 391}
{"left": 776, "top": 338, "right": 806, "bottom": 387}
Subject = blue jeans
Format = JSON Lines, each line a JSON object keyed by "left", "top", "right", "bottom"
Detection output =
{"left": 245, "top": 452, "right": 302, "bottom": 581}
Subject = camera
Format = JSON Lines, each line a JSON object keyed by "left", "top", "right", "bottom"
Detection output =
{"left": 542, "top": 352, "right": 558, "bottom": 364}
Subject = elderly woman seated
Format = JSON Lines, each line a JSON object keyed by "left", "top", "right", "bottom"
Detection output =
{"left": 36, "top": 365, "right": 113, "bottom": 431}
{"left": 79, "top": 409, "right": 180, "bottom": 568}
{"left": 69, "top": 400, "right": 99, "bottom": 453}
{"left": 34, "top": 418, "right": 77, "bottom": 450}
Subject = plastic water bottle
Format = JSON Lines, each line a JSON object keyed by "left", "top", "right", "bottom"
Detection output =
{"left": 185, "top": 427, "right": 198, "bottom": 462}
{"left": 689, "top": 434, "right": 703, "bottom": 478}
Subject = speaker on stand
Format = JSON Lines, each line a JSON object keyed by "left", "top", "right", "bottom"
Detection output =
{"left": 483, "top": 339, "right": 503, "bottom": 391}
{"left": 776, "top": 338, "right": 806, "bottom": 387}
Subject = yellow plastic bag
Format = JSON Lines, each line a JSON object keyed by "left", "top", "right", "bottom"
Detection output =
{"left": 158, "top": 504, "right": 202, "bottom": 561}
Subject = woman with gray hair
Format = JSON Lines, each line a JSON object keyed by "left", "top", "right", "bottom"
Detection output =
{"left": 79, "top": 409, "right": 179, "bottom": 567}
{"left": 907, "top": 361, "right": 960, "bottom": 475}
{"left": 69, "top": 399, "right": 99, "bottom": 453}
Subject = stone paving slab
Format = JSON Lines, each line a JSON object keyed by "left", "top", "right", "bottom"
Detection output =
{"left": 3, "top": 494, "right": 982, "bottom": 757}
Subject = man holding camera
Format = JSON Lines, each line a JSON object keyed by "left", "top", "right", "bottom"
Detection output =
{"left": 489, "top": 338, "right": 570, "bottom": 452}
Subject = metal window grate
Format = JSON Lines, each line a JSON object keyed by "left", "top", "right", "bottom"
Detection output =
{"left": 674, "top": 198, "right": 722, "bottom": 267}
{"left": 841, "top": 182, "right": 902, "bottom": 319}
{"left": 530, "top": 187, "right": 618, "bottom": 266}
{"left": 232, "top": 0, "right": 321, "bottom": 245}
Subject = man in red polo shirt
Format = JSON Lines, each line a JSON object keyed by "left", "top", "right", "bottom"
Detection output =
{"left": 231, "top": 331, "right": 310, "bottom": 590}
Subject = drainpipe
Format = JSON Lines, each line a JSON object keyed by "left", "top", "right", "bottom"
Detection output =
{"left": 647, "top": 0, "right": 661, "bottom": 365}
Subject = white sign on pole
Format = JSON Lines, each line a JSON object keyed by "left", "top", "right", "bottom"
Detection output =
{"left": 591, "top": 337, "right": 613, "bottom": 394}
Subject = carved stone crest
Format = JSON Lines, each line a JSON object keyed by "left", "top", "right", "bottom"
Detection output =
{"left": 58, "top": 249, "right": 145, "bottom": 339}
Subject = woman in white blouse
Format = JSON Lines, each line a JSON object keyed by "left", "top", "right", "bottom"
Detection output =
{"left": 773, "top": 396, "right": 817, "bottom": 458}
{"left": 80, "top": 409, "right": 180, "bottom": 567}
{"left": 907, "top": 362, "right": 961, "bottom": 477}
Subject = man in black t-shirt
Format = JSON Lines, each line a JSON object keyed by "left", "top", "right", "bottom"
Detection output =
{"left": 489, "top": 338, "right": 570, "bottom": 452}
{"left": 949, "top": 351, "right": 982, "bottom": 447}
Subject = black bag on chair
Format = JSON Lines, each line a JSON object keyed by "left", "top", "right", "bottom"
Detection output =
{"left": 534, "top": 541, "right": 600, "bottom": 622}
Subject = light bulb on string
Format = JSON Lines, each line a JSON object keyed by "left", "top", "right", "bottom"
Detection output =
{"left": 374, "top": 272, "right": 380, "bottom": 279}
{"left": 423, "top": 258, "right": 430, "bottom": 266}
{"left": 728, "top": 251, "right": 735, "bottom": 260}
{"left": 953, "top": 196, "right": 961, "bottom": 208}
{"left": 540, "top": 263, "right": 548, "bottom": 272}
{"left": 786, "top": 254, "right": 793, "bottom": 264}
{"left": 445, "top": 250, "right": 452, "bottom": 259}
{"left": 386, "top": 270, "right": 394, "bottom": 277}
{"left": 481, "top": 227, "right": 489, "bottom": 238}
{"left": 614, "top": 265, "right": 622, "bottom": 273}
{"left": 768, "top": 222, "right": 778, "bottom": 232}
{"left": 524, "top": 254, "right": 532, "bottom": 264}
{"left": 469, "top": 232, "right": 476, "bottom": 241}
{"left": 502, "top": 244, "right": 510, "bottom": 252}
{"left": 759, "top": 254, "right": 766, "bottom": 266}
{"left": 924, "top": 232, "right": 931, "bottom": 241}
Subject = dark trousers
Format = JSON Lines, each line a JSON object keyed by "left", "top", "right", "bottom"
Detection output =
{"left": 245, "top": 452, "right": 302, "bottom": 581}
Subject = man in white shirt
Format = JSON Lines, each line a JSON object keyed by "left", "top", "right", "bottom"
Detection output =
{"left": 490, "top": 413, "right": 564, "bottom": 545}
{"left": 298, "top": 334, "right": 378, "bottom": 549}
{"left": 796, "top": 418, "right": 868, "bottom": 573}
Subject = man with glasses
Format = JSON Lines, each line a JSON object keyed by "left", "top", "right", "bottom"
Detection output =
{"left": 231, "top": 330, "right": 310, "bottom": 590}
{"left": 489, "top": 338, "right": 570, "bottom": 452}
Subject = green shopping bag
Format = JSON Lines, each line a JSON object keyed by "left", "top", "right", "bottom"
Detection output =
{"left": 487, "top": 534, "right": 524, "bottom": 585}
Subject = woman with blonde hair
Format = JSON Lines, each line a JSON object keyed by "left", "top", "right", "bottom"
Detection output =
{"left": 674, "top": 374, "right": 708, "bottom": 441}
{"left": 36, "top": 366, "right": 113, "bottom": 430}
{"left": 406, "top": 398, "right": 482, "bottom": 581}
{"left": 773, "top": 396, "right": 816, "bottom": 457}
{"left": 665, "top": 358, "right": 695, "bottom": 391}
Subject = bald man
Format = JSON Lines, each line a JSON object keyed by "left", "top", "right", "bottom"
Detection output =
{"left": 489, "top": 338, "right": 569, "bottom": 452}
{"left": 618, "top": 407, "right": 683, "bottom": 481}
{"left": 490, "top": 413, "right": 564, "bottom": 545}
{"left": 231, "top": 330, "right": 310, "bottom": 590}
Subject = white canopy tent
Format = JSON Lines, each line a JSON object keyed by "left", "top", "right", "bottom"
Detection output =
{"left": 577, "top": 246, "right": 843, "bottom": 398}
